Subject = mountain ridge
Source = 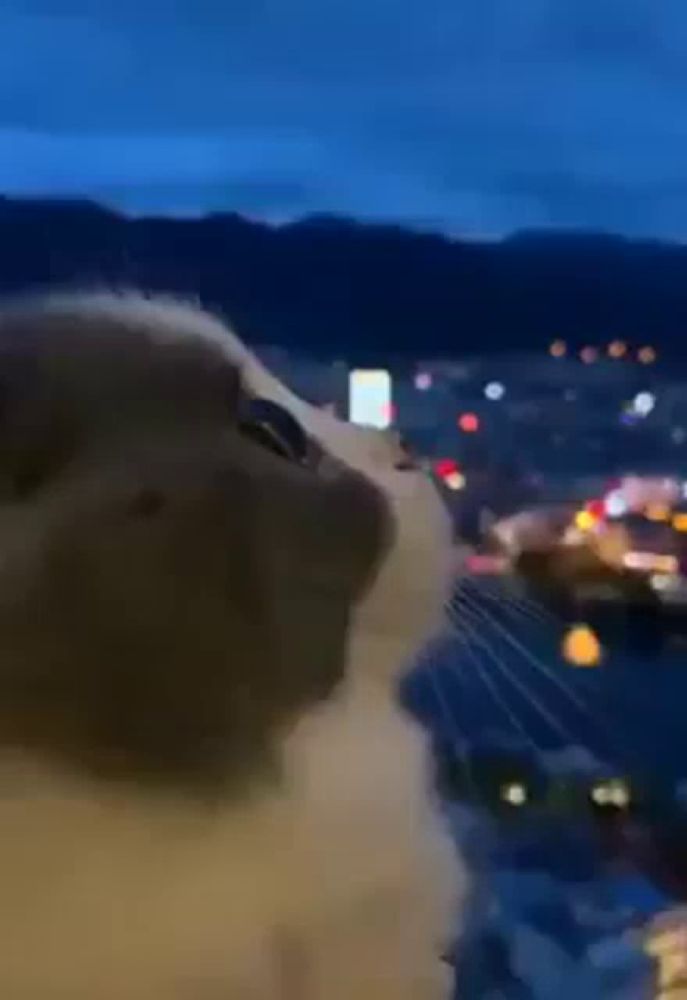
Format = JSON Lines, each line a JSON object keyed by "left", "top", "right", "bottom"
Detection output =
{"left": 1, "top": 196, "right": 685, "bottom": 364}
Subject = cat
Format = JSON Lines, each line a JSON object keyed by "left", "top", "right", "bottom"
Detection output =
{"left": 0, "top": 291, "right": 463, "bottom": 998}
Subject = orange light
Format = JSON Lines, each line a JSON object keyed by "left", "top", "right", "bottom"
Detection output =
{"left": 562, "top": 625, "right": 603, "bottom": 667}
{"left": 549, "top": 340, "right": 567, "bottom": 358}
{"left": 673, "top": 513, "right": 687, "bottom": 533}
{"left": 608, "top": 340, "right": 627, "bottom": 359}
{"left": 580, "top": 346, "right": 598, "bottom": 364}
{"left": 638, "top": 346, "right": 657, "bottom": 365}
{"left": 458, "top": 412, "right": 479, "bottom": 433}
{"left": 646, "top": 504, "right": 671, "bottom": 523}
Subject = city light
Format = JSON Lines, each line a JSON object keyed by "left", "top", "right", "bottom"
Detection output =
{"left": 484, "top": 381, "right": 505, "bottom": 401}
{"left": 633, "top": 391, "right": 656, "bottom": 416}
{"left": 575, "top": 509, "right": 597, "bottom": 532}
{"left": 623, "top": 551, "right": 678, "bottom": 574}
{"left": 349, "top": 369, "right": 393, "bottom": 429}
{"left": 444, "top": 471, "right": 467, "bottom": 491}
{"left": 549, "top": 340, "right": 567, "bottom": 358}
{"left": 458, "top": 412, "right": 480, "bottom": 433}
{"left": 645, "top": 911, "right": 687, "bottom": 996}
{"left": 608, "top": 340, "right": 627, "bottom": 359}
{"left": 673, "top": 513, "right": 687, "bottom": 533}
{"left": 604, "top": 490, "right": 628, "bottom": 518}
{"left": 590, "top": 779, "right": 630, "bottom": 808}
{"left": 433, "top": 457, "right": 466, "bottom": 491}
{"left": 501, "top": 783, "right": 528, "bottom": 806}
{"left": 638, "top": 345, "right": 657, "bottom": 365}
{"left": 434, "top": 458, "right": 458, "bottom": 479}
{"left": 585, "top": 499, "right": 606, "bottom": 520}
{"left": 580, "top": 346, "right": 598, "bottom": 364}
{"left": 646, "top": 504, "right": 671, "bottom": 523}
{"left": 562, "top": 625, "right": 603, "bottom": 667}
{"left": 415, "top": 371, "right": 432, "bottom": 391}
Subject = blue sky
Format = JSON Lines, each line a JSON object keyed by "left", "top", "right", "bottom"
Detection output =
{"left": 3, "top": 0, "right": 687, "bottom": 238}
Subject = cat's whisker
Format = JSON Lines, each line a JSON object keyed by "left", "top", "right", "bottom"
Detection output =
{"left": 453, "top": 587, "right": 634, "bottom": 766}
{"left": 445, "top": 621, "right": 540, "bottom": 753}
{"left": 415, "top": 645, "right": 471, "bottom": 761}
{"left": 443, "top": 603, "right": 576, "bottom": 744}
{"left": 458, "top": 577, "right": 557, "bottom": 630}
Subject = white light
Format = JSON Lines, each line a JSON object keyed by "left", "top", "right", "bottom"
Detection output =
{"left": 633, "top": 391, "right": 655, "bottom": 417}
{"left": 591, "top": 781, "right": 629, "bottom": 808}
{"left": 591, "top": 784, "right": 612, "bottom": 806}
{"left": 415, "top": 371, "right": 432, "bottom": 391}
{"left": 444, "top": 471, "right": 466, "bottom": 491}
{"left": 623, "top": 551, "right": 678, "bottom": 574}
{"left": 650, "top": 573, "right": 676, "bottom": 592}
{"left": 604, "top": 490, "right": 628, "bottom": 519}
{"left": 349, "top": 369, "right": 392, "bottom": 429}
{"left": 484, "top": 381, "right": 505, "bottom": 401}
{"left": 501, "top": 783, "right": 527, "bottom": 806}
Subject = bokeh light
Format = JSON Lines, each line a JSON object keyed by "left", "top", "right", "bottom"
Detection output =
{"left": 501, "top": 783, "right": 528, "bottom": 806}
{"left": 586, "top": 499, "right": 606, "bottom": 520}
{"left": 633, "top": 391, "right": 656, "bottom": 416}
{"left": 590, "top": 779, "right": 630, "bottom": 808}
{"left": 646, "top": 504, "right": 670, "bottom": 523}
{"left": 414, "top": 371, "right": 432, "bottom": 391}
{"left": 562, "top": 625, "right": 603, "bottom": 667}
{"left": 484, "top": 381, "right": 505, "bottom": 401}
{"left": 638, "top": 345, "right": 657, "bottom": 364}
{"left": 575, "top": 510, "right": 597, "bottom": 532}
{"left": 608, "top": 340, "right": 627, "bottom": 359}
{"left": 604, "top": 490, "right": 628, "bottom": 518}
{"left": 458, "top": 412, "right": 480, "bottom": 433}
{"left": 549, "top": 340, "right": 567, "bottom": 358}
{"left": 444, "top": 470, "right": 466, "bottom": 491}
{"left": 434, "top": 458, "right": 458, "bottom": 479}
{"left": 580, "top": 346, "right": 598, "bottom": 364}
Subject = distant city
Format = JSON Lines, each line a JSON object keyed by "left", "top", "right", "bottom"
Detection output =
{"left": 264, "top": 337, "right": 684, "bottom": 540}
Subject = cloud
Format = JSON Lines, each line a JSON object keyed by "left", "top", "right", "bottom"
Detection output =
{"left": 2, "top": 1, "right": 687, "bottom": 237}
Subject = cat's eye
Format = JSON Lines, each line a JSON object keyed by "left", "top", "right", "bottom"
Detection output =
{"left": 238, "top": 398, "right": 309, "bottom": 464}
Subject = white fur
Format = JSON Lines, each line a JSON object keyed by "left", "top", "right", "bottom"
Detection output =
{"left": 0, "top": 293, "right": 463, "bottom": 998}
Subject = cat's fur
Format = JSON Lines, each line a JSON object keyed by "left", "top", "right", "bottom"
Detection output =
{"left": 0, "top": 292, "right": 462, "bottom": 998}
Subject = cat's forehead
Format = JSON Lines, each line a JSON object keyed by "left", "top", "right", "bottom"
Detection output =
{"left": 0, "top": 292, "right": 402, "bottom": 485}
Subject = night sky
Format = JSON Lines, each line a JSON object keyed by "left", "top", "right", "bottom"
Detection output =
{"left": 3, "top": 1, "right": 687, "bottom": 239}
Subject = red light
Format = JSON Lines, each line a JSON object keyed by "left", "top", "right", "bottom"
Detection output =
{"left": 382, "top": 402, "right": 397, "bottom": 424}
{"left": 585, "top": 499, "right": 606, "bottom": 520}
{"left": 458, "top": 412, "right": 480, "bottom": 433}
{"left": 435, "top": 458, "right": 458, "bottom": 479}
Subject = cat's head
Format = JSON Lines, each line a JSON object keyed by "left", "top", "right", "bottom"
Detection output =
{"left": 0, "top": 292, "right": 452, "bottom": 796}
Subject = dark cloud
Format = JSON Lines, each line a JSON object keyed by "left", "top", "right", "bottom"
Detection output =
{"left": 1, "top": 1, "right": 686, "bottom": 237}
